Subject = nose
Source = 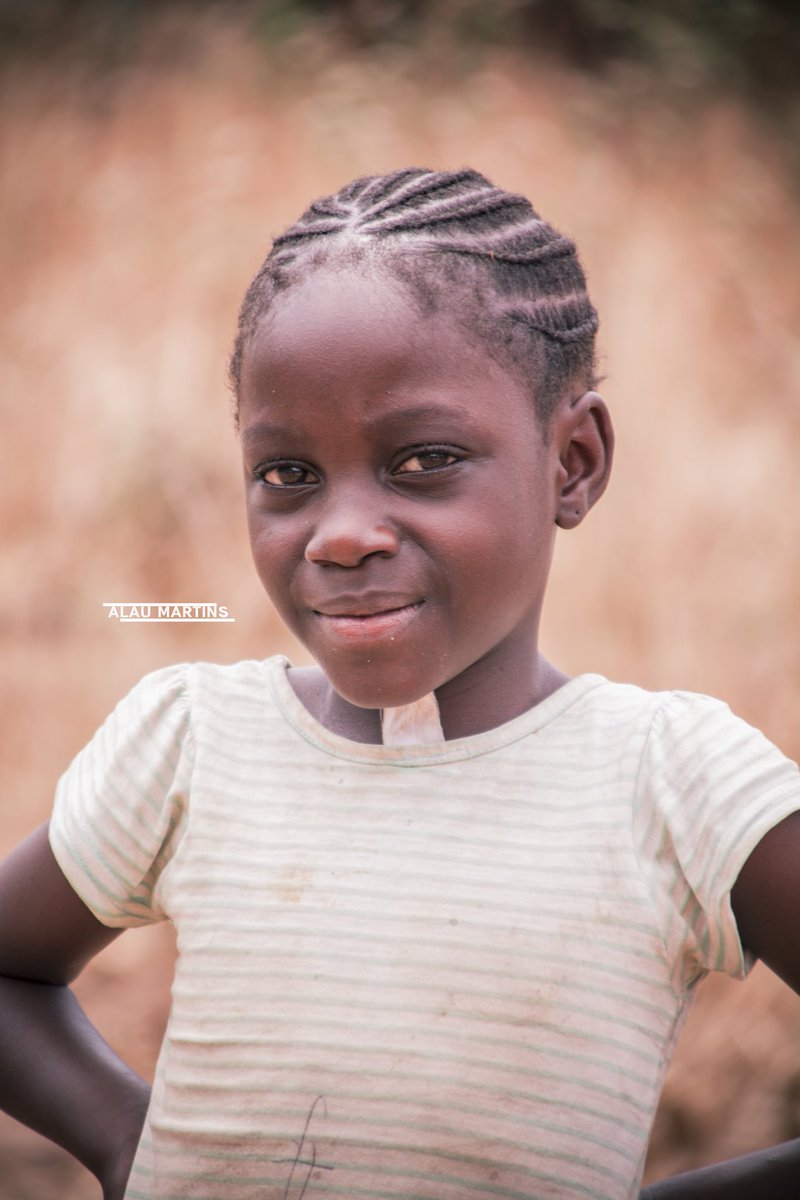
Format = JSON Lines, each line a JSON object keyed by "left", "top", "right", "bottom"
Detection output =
{"left": 304, "top": 492, "right": 400, "bottom": 567}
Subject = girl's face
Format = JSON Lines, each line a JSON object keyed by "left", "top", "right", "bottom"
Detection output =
{"left": 238, "top": 264, "right": 574, "bottom": 723}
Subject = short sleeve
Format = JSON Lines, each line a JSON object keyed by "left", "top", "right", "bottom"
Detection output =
{"left": 634, "top": 691, "right": 800, "bottom": 991}
{"left": 49, "top": 664, "right": 194, "bottom": 928}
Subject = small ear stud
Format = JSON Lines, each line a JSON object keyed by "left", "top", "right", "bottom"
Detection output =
{"left": 555, "top": 504, "right": 584, "bottom": 530}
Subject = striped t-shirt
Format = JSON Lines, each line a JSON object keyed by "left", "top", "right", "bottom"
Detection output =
{"left": 49, "top": 655, "right": 800, "bottom": 1200}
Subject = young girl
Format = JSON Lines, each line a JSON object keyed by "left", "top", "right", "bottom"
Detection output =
{"left": 0, "top": 167, "right": 798, "bottom": 1200}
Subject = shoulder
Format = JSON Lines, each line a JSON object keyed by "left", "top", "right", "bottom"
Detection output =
{"left": 128, "top": 655, "right": 288, "bottom": 718}
{"left": 572, "top": 677, "right": 798, "bottom": 819}
{"left": 578, "top": 676, "right": 792, "bottom": 759}
{"left": 53, "top": 655, "right": 290, "bottom": 808}
{"left": 578, "top": 675, "right": 734, "bottom": 721}
{"left": 552, "top": 676, "right": 706, "bottom": 756}
{"left": 174, "top": 655, "right": 288, "bottom": 728}
{"left": 584, "top": 679, "right": 798, "bottom": 805}
{"left": 628, "top": 683, "right": 799, "bottom": 931}
{"left": 635, "top": 686, "right": 798, "bottom": 785}
{"left": 134, "top": 654, "right": 276, "bottom": 691}
{"left": 182, "top": 653, "right": 285, "bottom": 694}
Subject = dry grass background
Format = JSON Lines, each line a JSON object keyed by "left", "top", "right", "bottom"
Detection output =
{"left": 1, "top": 14, "right": 799, "bottom": 1197}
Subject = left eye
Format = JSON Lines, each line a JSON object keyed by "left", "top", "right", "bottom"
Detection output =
{"left": 395, "top": 450, "right": 458, "bottom": 474}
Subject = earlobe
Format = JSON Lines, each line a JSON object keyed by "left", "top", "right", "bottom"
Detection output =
{"left": 554, "top": 391, "right": 614, "bottom": 530}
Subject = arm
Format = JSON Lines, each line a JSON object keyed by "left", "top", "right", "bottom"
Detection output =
{"left": 642, "top": 809, "right": 800, "bottom": 1199}
{"left": 0, "top": 822, "right": 151, "bottom": 1200}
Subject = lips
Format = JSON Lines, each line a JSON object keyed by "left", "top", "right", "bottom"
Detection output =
{"left": 311, "top": 593, "right": 421, "bottom": 618}
{"left": 310, "top": 598, "right": 424, "bottom": 643}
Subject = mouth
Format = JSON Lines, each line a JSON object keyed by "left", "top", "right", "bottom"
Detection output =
{"left": 311, "top": 601, "right": 424, "bottom": 642}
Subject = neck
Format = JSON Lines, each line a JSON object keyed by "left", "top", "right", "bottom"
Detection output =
{"left": 288, "top": 652, "right": 570, "bottom": 745}
{"left": 434, "top": 652, "right": 570, "bottom": 740}
{"left": 289, "top": 666, "right": 382, "bottom": 743}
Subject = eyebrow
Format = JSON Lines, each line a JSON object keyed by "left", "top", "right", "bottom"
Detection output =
{"left": 240, "top": 423, "right": 300, "bottom": 449}
{"left": 240, "top": 404, "right": 484, "bottom": 448}
{"left": 362, "top": 403, "right": 484, "bottom": 432}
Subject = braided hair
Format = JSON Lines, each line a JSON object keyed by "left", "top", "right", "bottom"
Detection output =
{"left": 230, "top": 168, "right": 599, "bottom": 425}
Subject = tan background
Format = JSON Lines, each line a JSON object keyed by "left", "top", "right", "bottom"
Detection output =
{"left": 1, "top": 10, "right": 799, "bottom": 1197}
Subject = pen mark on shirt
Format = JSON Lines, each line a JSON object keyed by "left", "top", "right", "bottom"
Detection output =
{"left": 273, "top": 1095, "right": 332, "bottom": 1200}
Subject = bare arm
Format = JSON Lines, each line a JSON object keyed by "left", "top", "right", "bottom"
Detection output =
{"left": 0, "top": 823, "right": 151, "bottom": 1199}
{"left": 641, "top": 810, "right": 800, "bottom": 1198}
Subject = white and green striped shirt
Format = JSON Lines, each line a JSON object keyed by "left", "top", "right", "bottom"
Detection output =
{"left": 50, "top": 656, "right": 800, "bottom": 1200}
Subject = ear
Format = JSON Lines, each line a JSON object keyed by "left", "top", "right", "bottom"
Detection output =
{"left": 552, "top": 391, "right": 614, "bottom": 530}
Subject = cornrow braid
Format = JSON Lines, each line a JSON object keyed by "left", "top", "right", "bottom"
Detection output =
{"left": 364, "top": 188, "right": 529, "bottom": 235}
{"left": 230, "top": 167, "right": 599, "bottom": 424}
{"left": 443, "top": 231, "right": 575, "bottom": 267}
{"left": 348, "top": 167, "right": 480, "bottom": 218}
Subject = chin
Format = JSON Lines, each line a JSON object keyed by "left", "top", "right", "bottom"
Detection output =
{"left": 325, "top": 660, "right": 441, "bottom": 712}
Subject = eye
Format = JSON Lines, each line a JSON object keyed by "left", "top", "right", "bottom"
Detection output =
{"left": 394, "top": 448, "right": 459, "bottom": 474}
{"left": 257, "top": 462, "right": 320, "bottom": 488}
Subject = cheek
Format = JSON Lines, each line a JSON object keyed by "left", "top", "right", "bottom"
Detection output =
{"left": 443, "top": 492, "right": 555, "bottom": 614}
{"left": 452, "top": 483, "right": 552, "bottom": 569}
{"left": 246, "top": 511, "right": 298, "bottom": 597}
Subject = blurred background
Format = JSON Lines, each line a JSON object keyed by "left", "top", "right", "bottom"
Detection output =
{"left": 1, "top": 1, "right": 799, "bottom": 1195}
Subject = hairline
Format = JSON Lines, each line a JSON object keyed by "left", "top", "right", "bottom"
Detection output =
{"left": 234, "top": 236, "right": 568, "bottom": 439}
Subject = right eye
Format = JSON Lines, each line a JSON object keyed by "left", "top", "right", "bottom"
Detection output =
{"left": 257, "top": 462, "right": 320, "bottom": 488}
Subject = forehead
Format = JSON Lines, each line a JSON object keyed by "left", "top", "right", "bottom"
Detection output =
{"left": 247, "top": 263, "right": 455, "bottom": 377}
{"left": 240, "top": 261, "right": 533, "bottom": 422}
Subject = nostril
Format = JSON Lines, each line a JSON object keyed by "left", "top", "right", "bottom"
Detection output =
{"left": 304, "top": 522, "right": 399, "bottom": 568}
